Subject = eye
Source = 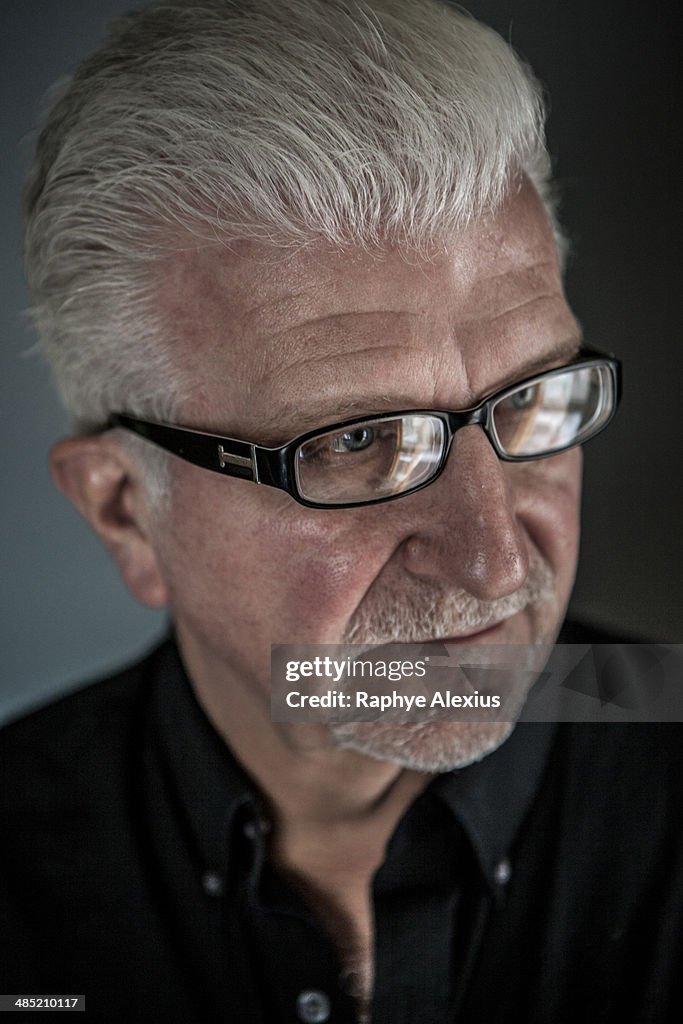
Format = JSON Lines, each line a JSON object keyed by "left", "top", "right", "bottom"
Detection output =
{"left": 509, "top": 385, "right": 537, "bottom": 410}
{"left": 333, "top": 426, "right": 376, "bottom": 452}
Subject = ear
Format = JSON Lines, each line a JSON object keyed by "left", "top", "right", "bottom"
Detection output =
{"left": 50, "top": 435, "right": 169, "bottom": 609}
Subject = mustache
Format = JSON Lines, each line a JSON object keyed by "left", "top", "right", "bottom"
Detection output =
{"left": 341, "top": 557, "right": 556, "bottom": 645}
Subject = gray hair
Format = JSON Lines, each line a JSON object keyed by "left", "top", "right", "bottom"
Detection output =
{"left": 24, "top": 0, "right": 557, "bottom": 441}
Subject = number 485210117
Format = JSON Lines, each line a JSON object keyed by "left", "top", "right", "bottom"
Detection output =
{"left": 3, "top": 996, "right": 84, "bottom": 1011}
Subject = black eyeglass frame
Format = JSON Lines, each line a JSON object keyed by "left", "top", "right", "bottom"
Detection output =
{"left": 108, "top": 347, "right": 621, "bottom": 509}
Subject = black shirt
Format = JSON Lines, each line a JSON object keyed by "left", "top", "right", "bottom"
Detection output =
{"left": 2, "top": 631, "right": 683, "bottom": 1022}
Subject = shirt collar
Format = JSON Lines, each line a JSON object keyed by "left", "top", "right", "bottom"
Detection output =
{"left": 149, "top": 638, "right": 262, "bottom": 881}
{"left": 429, "top": 721, "right": 557, "bottom": 894}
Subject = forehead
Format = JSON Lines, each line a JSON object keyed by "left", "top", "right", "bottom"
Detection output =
{"left": 158, "top": 183, "right": 577, "bottom": 438}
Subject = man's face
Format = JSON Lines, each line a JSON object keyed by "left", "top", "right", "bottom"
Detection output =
{"left": 150, "top": 182, "right": 582, "bottom": 769}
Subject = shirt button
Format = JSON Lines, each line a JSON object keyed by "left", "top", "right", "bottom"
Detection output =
{"left": 494, "top": 857, "right": 512, "bottom": 886}
{"left": 201, "top": 871, "right": 224, "bottom": 896}
{"left": 296, "top": 990, "right": 331, "bottom": 1023}
{"left": 243, "top": 816, "right": 271, "bottom": 840}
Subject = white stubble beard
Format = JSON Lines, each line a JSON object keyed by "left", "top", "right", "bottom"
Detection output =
{"left": 328, "top": 556, "right": 561, "bottom": 772}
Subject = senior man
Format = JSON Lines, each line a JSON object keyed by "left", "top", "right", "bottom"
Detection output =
{"left": 2, "top": 1, "right": 682, "bottom": 1022}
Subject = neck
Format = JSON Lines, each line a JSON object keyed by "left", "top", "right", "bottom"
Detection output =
{"left": 178, "top": 625, "right": 431, "bottom": 833}
{"left": 178, "top": 629, "right": 433, "bottom": 1016}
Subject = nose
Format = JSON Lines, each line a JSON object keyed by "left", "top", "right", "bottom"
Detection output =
{"left": 400, "top": 426, "right": 530, "bottom": 600}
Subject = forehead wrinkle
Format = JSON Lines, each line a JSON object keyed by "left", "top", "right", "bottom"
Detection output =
{"left": 261, "top": 341, "right": 437, "bottom": 392}
{"left": 479, "top": 292, "right": 562, "bottom": 327}
{"left": 254, "top": 308, "right": 433, "bottom": 383}
{"left": 239, "top": 289, "right": 323, "bottom": 334}
{"left": 460, "top": 258, "right": 557, "bottom": 287}
{"left": 450, "top": 260, "right": 561, "bottom": 323}
{"left": 235, "top": 268, "right": 428, "bottom": 335}
{"left": 269, "top": 308, "right": 423, "bottom": 339}
{"left": 257, "top": 308, "right": 426, "bottom": 350}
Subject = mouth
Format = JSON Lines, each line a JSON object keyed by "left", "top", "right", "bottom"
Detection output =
{"left": 420, "top": 616, "right": 518, "bottom": 645}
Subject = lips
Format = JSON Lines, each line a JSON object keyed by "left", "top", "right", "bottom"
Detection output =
{"left": 421, "top": 624, "right": 503, "bottom": 644}
{"left": 420, "top": 611, "right": 523, "bottom": 645}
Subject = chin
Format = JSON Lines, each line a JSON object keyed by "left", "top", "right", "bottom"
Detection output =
{"left": 328, "top": 718, "right": 518, "bottom": 773}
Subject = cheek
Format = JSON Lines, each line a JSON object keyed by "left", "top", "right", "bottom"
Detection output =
{"left": 156, "top": 468, "right": 396, "bottom": 643}
{"left": 514, "top": 448, "right": 582, "bottom": 593}
{"left": 255, "top": 506, "right": 402, "bottom": 640}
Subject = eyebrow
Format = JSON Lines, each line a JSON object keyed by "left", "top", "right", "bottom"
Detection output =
{"left": 492, "top": 336, "right": 583, "bottom": 393}
{"left": 260, "top": 336, "right": 583, "bottom": 443}
{"left": 260, "top": 393, "right": 418, "bottom": 442}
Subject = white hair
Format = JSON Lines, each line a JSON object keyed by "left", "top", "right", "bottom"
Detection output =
{"left": 24, "top": 0, "right": 557, "bottom": 444}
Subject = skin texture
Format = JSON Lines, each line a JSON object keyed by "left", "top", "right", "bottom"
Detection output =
{"left": 154, "top": 181, "right": 581, "bottom": 769}
{"left": 51, "top": 181, "right": 583, "bottom": 1003}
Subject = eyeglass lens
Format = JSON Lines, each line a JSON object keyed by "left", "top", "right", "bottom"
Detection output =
{"left": 491, "top": 364, "right": 614, "bottom": 457}
{"left": 296, "top": 414, "right": 445, "bottom": 505}
{"left": 295, "top": 363, "right": 615, "bottom": 506}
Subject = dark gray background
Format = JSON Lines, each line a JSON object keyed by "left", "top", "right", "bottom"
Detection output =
{"left": 2, "top": 1, "right": 680, "bottom": 724}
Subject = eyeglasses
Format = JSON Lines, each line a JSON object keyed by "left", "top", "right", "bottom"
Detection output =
{"left": 108, "top": 347, "right": 621, "bottom": 509}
